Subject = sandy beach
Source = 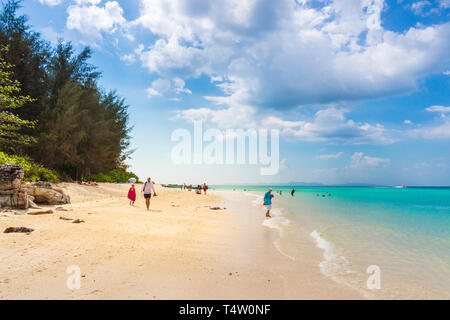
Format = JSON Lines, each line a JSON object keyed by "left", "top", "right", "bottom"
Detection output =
{"left": 0, "top": 183, "right": 363, "bottom": 300}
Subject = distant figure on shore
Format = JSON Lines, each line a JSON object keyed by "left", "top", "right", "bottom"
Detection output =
{"left": 291, "top": 189, "right": 295, "bottom": 196}
{"left": 188, "top": 185, "right": 192, "bottom": 191}
{"left": 128, "top": 184, "right": 136, "bottom": 206}
{"left": 203, "top": 183, "right": 208, "bottom": 195}
{"left": 264, "top": 188, "right": 274, "bottom": 218}
{"left": 196, "top": 185, "right": 202, "bottom": 194}
{"left": 142, "top": 178, "right": 157, "bottom": 211}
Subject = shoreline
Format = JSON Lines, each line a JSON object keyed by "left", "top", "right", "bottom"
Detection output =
{"left": 0, "top": 183, "right": 363, "bottom": 299}
{"left": 214, "top": 190, "right": 366, "bottom": 299}
{"left": 214, "top": 186, "right": 450, "bottom": 300}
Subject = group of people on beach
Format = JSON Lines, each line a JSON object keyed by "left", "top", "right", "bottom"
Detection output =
{"left": 180, "top": 183, "right": 208, "bottom": 194}
{"left": 127, "top": 179, "right": 296, "bottom": 218}
{"left": 127, "top": 179, "right": 209, "bottom": 210}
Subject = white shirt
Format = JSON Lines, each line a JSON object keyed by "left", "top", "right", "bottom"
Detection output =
{"left": 142, "top": 181, "right": 156, "bottom": 194}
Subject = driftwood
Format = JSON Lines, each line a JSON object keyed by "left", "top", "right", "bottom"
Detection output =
{"left": 4, "top": 227, "right": 34, "bottom": 234}
{"left": 210, "top": 207, "right": 226, "bottom": 210}
{"left": 27, "top": 210, "right": 54, "bottom": 216}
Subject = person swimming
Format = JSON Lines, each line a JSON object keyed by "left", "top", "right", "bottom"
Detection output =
{"left": 291, "top": 189, "right": 295, "bottom": 196}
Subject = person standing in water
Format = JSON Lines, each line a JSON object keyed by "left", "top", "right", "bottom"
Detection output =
{"left": 263, "top": 188, "right": 274, "bottom": 218}
{"left": 128, "top": 184, "right": 136, "bottom": 206}
{"left": 142, "top": 177, "right": 157, "bottom": 211}
{"left": 291, "top": 189, "right": 295, "bottom": 196}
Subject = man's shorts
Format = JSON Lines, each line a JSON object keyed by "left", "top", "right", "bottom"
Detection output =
{"left": 265, "top": 205, "right": 272, "bottom": 210}
{"left": 144, "top": 193, "right": 151, "bottom": 199}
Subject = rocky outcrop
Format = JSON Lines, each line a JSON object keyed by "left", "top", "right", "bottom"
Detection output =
{"left": 0, "top": 164, "right": 70, "bottom": 209}
{"left": 22, "top": 182, "right": 70, "bottom": 205}
{"left": 0, "top": 164, "right": 24, "bottom": 191}
{"left": 0, "top": 165, "right": 28, "bottom": 209}
{"left": 0, "top": 189, "right": 29, "bottom": 209}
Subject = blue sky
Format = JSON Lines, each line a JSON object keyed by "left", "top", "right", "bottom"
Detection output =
{"left": 22, "top": 0, "right": 450, "bottom": 185}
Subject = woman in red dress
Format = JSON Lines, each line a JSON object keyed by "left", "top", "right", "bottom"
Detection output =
{"left": 128, "top": 184, "right": 137, "bottom": 206}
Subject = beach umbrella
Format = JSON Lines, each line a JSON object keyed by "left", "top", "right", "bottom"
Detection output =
{"left": 128, "top": 178, "right": 137, "bottom": 184}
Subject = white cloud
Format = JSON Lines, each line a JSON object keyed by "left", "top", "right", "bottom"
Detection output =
{"left": 411, "top": 1, "right": 432, "bottom": 15}
{"left": 408, "top": 105, "right": 450, "bottom": 139}
{"left": 404, "top": 119, "right": 413, "bottom": 124}
{"left": 66, "top": 1, "right": 125, "bottom": 37}
{"left": 174, "top": 103, "right": 258, "bottom": 129}
{"left": 131, "top": 0, "right": 450, "bottom": 109}
{"left": 38, "top": 26, "right": 62, "bottom": 44}
{"left": 74, "top": 0, "right": 101, "bottom": 4}
{"left": 172, "top": 78, "right": 192, "bottom": 94}
{"left": 120, "top": 53, "right": 136, "bottom": 64}
{"left": 409, "top": 117, "right": 450, "bottom": 139}
{"left": 349, "top": 152, "right": 390, "bottom": 168}
{"left": 120, "top": 44, "right": 144, "bottom": 64}
{"left": 444, "top": 70, "right": 450, "bottom": 75}
{"left": 138, "top": 36, "right": 207, "bottom": 77}
{"left": 175, "top": 106, "right": 397, "bottom": 144}
{"left": 146, "top": 77, "right": 192, "bottom": 98}
{"left": 438, "top": 0, "right": 450, "bottom": 9}
{"left": 146, "top": 87, "right": 161, "bottom": 97}
{"left": 426, "top": 105, "right": 450, "bottom": 113}
{"left": 316, "top": 152, "right": 344, "bottom": 160}
{"left": 40, "top": 0, "right": 102, "bottom": 5}
{"left": 267, "top": 108, "right": 397, "bottom": 144}
{"left": 39, "top": 0, "right": 64, "bottom": 5}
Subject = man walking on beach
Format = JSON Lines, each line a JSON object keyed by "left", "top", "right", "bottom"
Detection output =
{"left": 142, "top": 177, "right": 157, "bottom": 211}
{"left": 264, "top": 188, "right": 274, "bottom": 218}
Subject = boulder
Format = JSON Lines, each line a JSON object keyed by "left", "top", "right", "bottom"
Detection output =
{"left": 22, "top": 182, "right": 70, "bottom": 205}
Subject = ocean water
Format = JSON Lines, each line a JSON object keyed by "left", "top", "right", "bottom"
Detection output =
{"left": 212, "top": 185, "right": 450, "bottom": 299}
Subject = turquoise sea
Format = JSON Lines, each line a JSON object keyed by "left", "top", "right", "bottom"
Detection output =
{"left": 212, "top": 185, "right": 450, "bottom": 299}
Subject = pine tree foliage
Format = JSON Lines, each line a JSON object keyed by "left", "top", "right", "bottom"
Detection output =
{"left": 0, "top": 0, "right": 133, "bottom": 180}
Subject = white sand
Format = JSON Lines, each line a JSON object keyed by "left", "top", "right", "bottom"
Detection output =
{"left": 0, "top": 183, "right": 363, "bottom": 299}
